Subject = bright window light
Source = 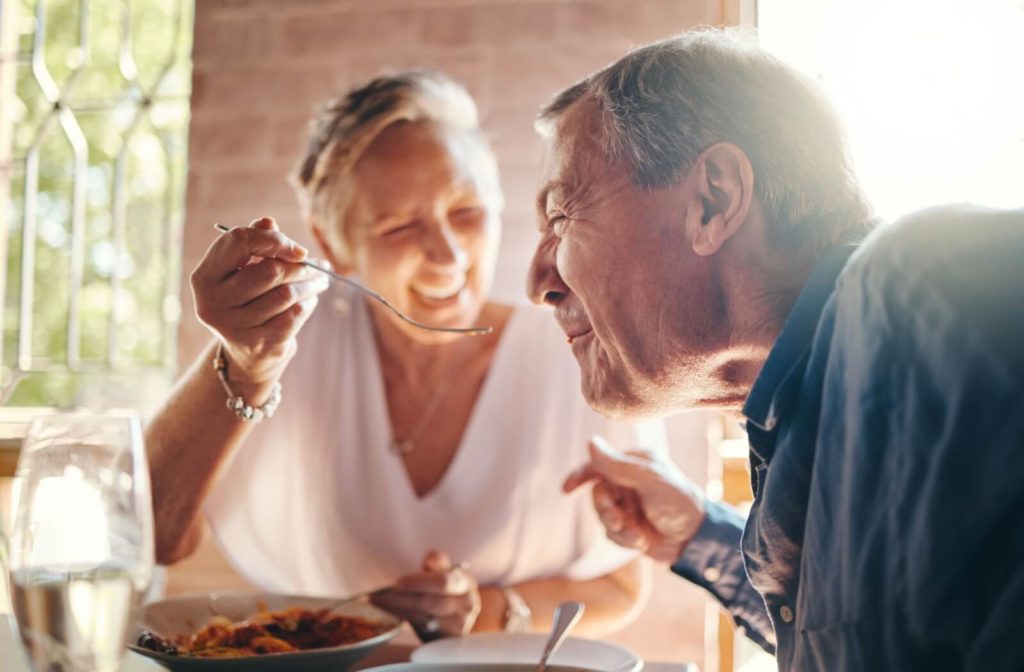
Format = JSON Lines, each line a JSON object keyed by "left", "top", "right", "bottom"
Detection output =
{"left": 759, "top": 0, "right": 1024, "bottom": 221}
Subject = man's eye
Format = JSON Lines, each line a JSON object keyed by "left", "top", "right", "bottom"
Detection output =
{"left": 548, "top": 215, "right": 570, "bottom": 235}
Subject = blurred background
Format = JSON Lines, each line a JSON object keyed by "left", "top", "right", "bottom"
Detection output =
{"left": 1, "top": 1, "right": 1021, "bottom": 671}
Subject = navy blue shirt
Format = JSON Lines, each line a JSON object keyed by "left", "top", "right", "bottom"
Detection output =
{"left": 672, "top": 204, "right": 1024, "bottom": 670}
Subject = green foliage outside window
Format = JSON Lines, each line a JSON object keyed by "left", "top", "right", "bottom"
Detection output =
{"left": 2, "top": 0, "right": 193, "bottom": 409}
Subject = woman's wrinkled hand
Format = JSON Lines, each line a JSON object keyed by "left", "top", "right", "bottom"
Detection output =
{"left": 564, "top": 435, "right": 707, "bottom": 564}
{"left": 370, "top": 550, "right": 481, "bottom": 640}
{"left": 190, "top": 217, "right": 329, "bottom": 385}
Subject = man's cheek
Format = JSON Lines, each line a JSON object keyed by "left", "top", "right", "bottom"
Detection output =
{"left": 561, "top": 253, "right": 600, "bottom": 295}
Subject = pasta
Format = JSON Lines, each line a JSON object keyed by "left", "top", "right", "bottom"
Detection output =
{"left": 137, "top": 605, "right": 388, "bottom": 658}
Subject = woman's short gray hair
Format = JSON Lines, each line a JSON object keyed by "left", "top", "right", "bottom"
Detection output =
{"left": 537, "top": 28, "right": 872, "bottom": 249}
{"left": 292, "top": 69, "right": 501, "bottom": 261}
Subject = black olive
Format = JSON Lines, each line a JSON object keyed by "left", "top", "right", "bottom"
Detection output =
{"left": 137, "top": 630, "right": 180, "bottom": 656}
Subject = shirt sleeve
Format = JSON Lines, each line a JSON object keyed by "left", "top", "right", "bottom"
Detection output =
{"left": 957, "top": 398, "right": 1024, "bottom": 672}
{"left": 898, "top": 369, "right": 1024, "bottom": 671}
{"left": 893, "top": 315, "right": 1024, "bottom": 670}
{"left": 877, "top": 207, "right": 1024, "bottom": 670}
{"left": 671, "top": 500, "right": 776, "bottom": 653}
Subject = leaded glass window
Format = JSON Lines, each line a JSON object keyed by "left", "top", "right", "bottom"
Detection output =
{"left": 0, "top": 0, "right": 193, "bottom": 409}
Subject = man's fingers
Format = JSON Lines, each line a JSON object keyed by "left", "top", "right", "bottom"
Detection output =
{"left": 625, "top": 447, "right": 659, "bottom": 462}
{"left": 607, "top": 524, "right": 651, "bottom": 551}
{"left": 563, "top": 464, "right": 601, "bottom": 493}
{"left": 565, "top": 435, "right": 658, "bottom": 493}
{"left": 586, "top": 435, "right": 656, "bottom": 488}
{"left": 593, "top": 482, "right": 627, "bottom": 533}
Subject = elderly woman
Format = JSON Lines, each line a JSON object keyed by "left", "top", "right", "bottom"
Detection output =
{"left": 146, "top": 70, "right": 662, "bottom": 637}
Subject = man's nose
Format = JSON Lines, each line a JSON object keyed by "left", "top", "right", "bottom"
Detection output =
{"left": 526, "top": 234, "right": 568, "bottom": 306}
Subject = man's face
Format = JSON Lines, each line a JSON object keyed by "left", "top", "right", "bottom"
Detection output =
{"left": 527, "top": 99, "right": 726, "bottom": 418}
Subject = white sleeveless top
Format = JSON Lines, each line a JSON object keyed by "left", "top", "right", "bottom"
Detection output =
{"left": 205, "top": 288, "right": 665, "bottom": 596}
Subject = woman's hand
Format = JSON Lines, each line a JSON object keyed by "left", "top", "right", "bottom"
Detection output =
{"left": 190, "top": 217, "right": 329, "bottom": 385}
{"left": 370, "top": 550, "right": 481, "bottom": 640}
{"left": 564, "top": 436, "right": 706, "bottom": 564}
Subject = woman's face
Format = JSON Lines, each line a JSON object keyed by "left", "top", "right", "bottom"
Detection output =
{"left": 329, "top": 120, "right": 501, "bottom": 343}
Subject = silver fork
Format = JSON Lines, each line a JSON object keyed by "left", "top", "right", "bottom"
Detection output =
{"left": 214, "top": 223, "right": 493, "bottom": 337}
{"left": 206, "top": 586, "right": 391, "bottom": 622}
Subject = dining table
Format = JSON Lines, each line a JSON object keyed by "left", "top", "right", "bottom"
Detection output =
{"left": 0, "top": 614, "right": 697, "bottom": 672}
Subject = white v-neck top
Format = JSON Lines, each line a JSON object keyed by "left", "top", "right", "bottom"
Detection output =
{"left": 206, "top": 288, "right": 665, "bottom": 596}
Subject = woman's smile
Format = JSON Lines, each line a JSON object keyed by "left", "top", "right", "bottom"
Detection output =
{"left": 410, "top": 273, "right": 468, "bottom": 303}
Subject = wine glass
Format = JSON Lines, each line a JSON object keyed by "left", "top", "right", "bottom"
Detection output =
{"left": 7, "top": 411, "right": 154, "bottom": 672}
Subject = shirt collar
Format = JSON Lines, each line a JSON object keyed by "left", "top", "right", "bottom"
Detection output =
{"left": 742, "top": 235, "right": 862, "bottom": 438}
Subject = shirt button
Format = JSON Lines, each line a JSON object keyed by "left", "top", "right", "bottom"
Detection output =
{"left": 779, "top": 605, "right": 794, "bottom": 624}
{"left": 765, "top": 416, "right": 778, "bottom": 431}
{"left": 703, "top": 567, "right": 721, "bottom": 583}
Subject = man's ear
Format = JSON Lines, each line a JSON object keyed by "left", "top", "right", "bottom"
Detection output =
{"left": 687, "top": 143, "right": 754, "bottom": 257}
{"left": 309, "top": 216, "right": 353, "bottom": 275}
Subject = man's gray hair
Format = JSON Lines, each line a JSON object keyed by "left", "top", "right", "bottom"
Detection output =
{"left": 538, "top": 28, "right": 872, "bottom": 249}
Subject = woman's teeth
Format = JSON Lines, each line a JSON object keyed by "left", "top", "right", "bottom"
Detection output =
{"left": 412, "top": 278, "right": 466, "bottom": 300}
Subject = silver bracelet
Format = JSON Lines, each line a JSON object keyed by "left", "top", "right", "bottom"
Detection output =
{"left": 212, "top": 342, "right": 282, "bottom": 422}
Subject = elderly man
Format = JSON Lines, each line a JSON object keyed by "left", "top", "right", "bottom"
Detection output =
{"left": 529, "top": 29, "right": 1024, "bottom": 671}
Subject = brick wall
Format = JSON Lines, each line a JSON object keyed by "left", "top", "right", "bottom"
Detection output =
{"left": 179, "top": 0, "right": 735, "bottom": 665}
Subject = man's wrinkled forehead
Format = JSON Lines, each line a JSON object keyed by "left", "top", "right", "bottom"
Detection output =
{"left": 538, "top": 95, "right": 614, "bottom": 203}
{"left": 552, "top": 95, "right": 609, "bottom": 170}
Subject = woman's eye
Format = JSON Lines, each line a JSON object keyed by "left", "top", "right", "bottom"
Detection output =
{"left": 382, "top": 222, "right": 417, "bottom": 237}
{"left": 450, "top": 206, "right": 485, "bottom": 224}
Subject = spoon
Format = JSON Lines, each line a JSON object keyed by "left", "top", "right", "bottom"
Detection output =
{"left": 536, "top": 601, "right": 585, "bottom": 672}
{"left": 213, "top": 223, "right": 493, "bottom": 337}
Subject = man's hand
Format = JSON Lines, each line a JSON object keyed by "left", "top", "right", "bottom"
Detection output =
{"left": 370, "top": 550, "right": 481, "bottom": 640}
{"left": 564, "top": 435, "right": 707, "bottom": 564}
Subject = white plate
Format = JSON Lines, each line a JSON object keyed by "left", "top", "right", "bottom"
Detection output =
{"left": 412, "top": 633, "right": 642, "bottom": 672}
{"left": 129, "top": 592, "right": 401, "bottom": 672}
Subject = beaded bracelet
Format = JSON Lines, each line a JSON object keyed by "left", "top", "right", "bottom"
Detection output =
{"left": 212, "top": 342, "right": 282, "bottom": 422}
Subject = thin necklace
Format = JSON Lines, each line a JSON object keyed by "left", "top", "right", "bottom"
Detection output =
{"left": 388, "top": 345, "right": 477, "bottom": 456}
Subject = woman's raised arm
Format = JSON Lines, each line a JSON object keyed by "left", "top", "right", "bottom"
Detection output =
{"left": 145, "top": 217, "right": 327, "bottom": 564}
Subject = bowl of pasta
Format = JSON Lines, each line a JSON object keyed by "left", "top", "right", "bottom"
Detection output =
{"left": 129, "top": 592, "right": 402, "bottom": 671}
